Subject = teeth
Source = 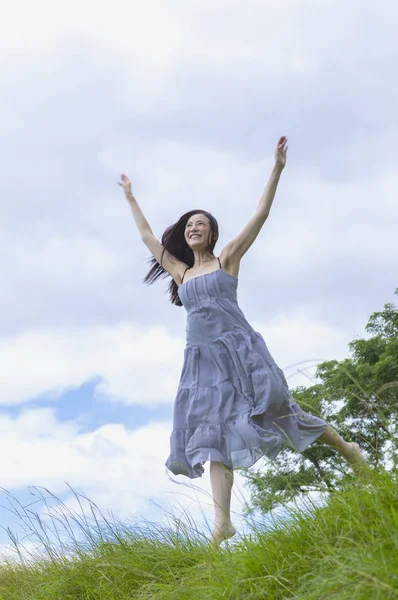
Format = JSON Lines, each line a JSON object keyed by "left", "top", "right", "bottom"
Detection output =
{"left": 191, "top": 235, "right": 201, "bottom": 238}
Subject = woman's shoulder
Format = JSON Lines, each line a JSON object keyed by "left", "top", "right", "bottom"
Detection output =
{"left": 219, "top": 248, "right": 240, "bottom": 278}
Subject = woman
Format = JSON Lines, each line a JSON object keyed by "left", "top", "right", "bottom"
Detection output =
{"left": 118, "top": 136, "right": 367, "bottom": 546}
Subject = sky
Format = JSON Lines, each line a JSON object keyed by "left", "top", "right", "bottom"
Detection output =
{"left": 0, "top": 0, "right": 397, "bottom": 558}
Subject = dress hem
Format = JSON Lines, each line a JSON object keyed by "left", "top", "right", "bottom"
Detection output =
{"left": 165, "top": 417, "right": 329, "bottom": 479}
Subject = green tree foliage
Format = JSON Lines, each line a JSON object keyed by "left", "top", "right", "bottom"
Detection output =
{"left": 242, "top": 288, "right": 398, "bottom": 515}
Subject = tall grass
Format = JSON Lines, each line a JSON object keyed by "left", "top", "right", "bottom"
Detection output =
{"left": 0, "top": 467, "right": 397, "bottom": 599}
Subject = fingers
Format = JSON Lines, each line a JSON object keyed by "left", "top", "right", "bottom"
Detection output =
{"left": 277, "top": 136, "right": 288, "bottom": 154}
{"left": 118, "top": 174, "right": 131, "bottom": 189}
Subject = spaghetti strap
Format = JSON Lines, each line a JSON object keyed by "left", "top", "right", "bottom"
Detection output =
{"left": 181, "top": 257, "right": 220, "bottom": 285}
{"left": 181, "top": 267, "right": 190, "bottom": 284}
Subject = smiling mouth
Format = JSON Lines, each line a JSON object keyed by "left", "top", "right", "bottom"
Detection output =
{"left": 190, "top": 235, "right": 201, "bottom": 239}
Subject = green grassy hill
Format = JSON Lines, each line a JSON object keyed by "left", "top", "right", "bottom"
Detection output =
{"left": 0, "top": 468, "right": 397, "bottom": 599}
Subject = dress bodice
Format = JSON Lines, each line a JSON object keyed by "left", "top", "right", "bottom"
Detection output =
{"left": 178, "top": 269, "right": 254, "bottom": 346}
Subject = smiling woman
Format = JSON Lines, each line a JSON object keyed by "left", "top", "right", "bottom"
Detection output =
{"left": 140, "top": 207, "right": 221, "bottom": 305}
{"left": 118, "top": 137, "right": 369, "bottom": 547}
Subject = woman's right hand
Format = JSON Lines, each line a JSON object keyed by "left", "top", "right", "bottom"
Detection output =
{"left": 118, "top": 174, "right": 133, "bottom": 199}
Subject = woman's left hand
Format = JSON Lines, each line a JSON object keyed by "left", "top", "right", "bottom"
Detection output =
{"left": 275, "top": 136, "right": 288, "bottom": 169}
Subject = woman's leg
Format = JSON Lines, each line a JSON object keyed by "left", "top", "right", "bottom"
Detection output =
{"left": 208, "top": 426, "right": 367, "bottom": 545}
{"left": 209, "top": 461, "right": 237, "bottom": 546}
{"left": 317, "top": 425, "right": 368, "bottom": 471}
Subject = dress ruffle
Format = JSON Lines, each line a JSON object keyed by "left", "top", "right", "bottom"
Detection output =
{"left": 165, "top": 330, "right": 328, "bottom": 478}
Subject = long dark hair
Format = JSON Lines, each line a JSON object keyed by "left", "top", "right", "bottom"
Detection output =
{"left": 143, "top": 209, "right": 219, "bottom": 307}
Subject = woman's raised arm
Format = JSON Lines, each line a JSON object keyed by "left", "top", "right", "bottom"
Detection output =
{"left": 119, "top": 174, "right": 154, "bottom": 239}
{"left": 221, "top": 137, "right": 288, "bottom": 263}
{"left": 118, "top": 174, "right": 185, "bottom": 281}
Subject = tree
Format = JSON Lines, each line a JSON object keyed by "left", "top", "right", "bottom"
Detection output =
{"left": 241, "top": 288, "right": 398, "bottom": 515}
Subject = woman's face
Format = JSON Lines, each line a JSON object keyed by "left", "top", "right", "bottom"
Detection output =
{"left": 185, "top": 213, "right": 212, "bottom": 250}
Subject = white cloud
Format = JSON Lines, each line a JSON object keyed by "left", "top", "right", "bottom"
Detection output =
{"left": 252, "top": 311, "right": 352, "bottom": 389}
{"left": 256, "top": 164, "right": 398, "bottom": 269}
{"left": 0, "top": 0, "right": 180, "bottom": 66}
{"left": 0, "top": 408, "right": 176, "bottom": 500}
{"left": 0, "top": 323, "right": 184, "bottom": 406}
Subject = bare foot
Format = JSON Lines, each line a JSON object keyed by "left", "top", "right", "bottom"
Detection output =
{"left": 210, "top": 523, "right": 237, "bottom": 547}
{"left": 345, "top": 442, "right": 370, "bottom": 474}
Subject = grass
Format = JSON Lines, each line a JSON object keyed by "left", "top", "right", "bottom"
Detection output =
{"left": 0, "top": 468, "right": 397, "bottom": 599}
